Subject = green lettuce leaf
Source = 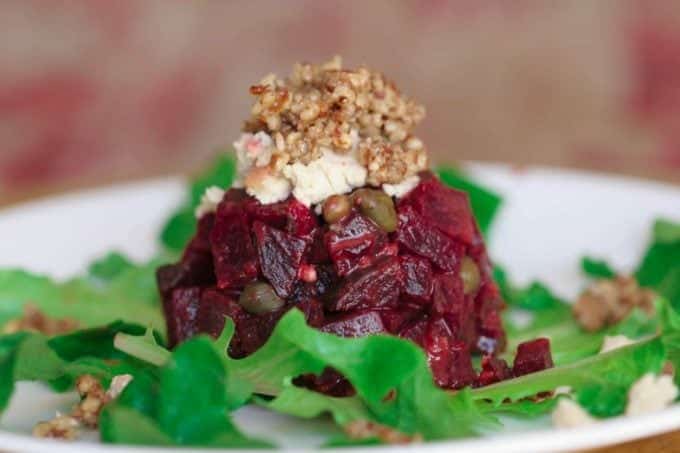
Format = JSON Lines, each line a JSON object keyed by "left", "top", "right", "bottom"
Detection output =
{"left": 0, "top": 255, "right": 166, "bottom": 337}
{"left": 102, "top": 337, "right": 269, "bottom": 448}
{"left": 473, "top": 336, "right": 665, "bottom": 414}
{"left": 160, "top": 154, "right": 236, "bottom": 251}
{"left": 580, "top": 257, "right": 616, "bottom": 279}
{"left": 437, "top": 166, "right": 502, "bottom": 236}
{"left": 636, "top": 219, "right": 680, "bottom": 302}
{"left": 0, "top": 322, "right": 159, "bottom": 414}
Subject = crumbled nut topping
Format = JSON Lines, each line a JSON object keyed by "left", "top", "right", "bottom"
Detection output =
{"left": 344, "top": 420, "right": 422, "bottom": 444}
{"left": 3, "top": 304, "right": 78, "bottom": 336}
{"left": 573, "top": 276, "right": 656, "bottom": 332}
{"left": 33, "top": 374, "right": 133, "bottom": 440}
{"left": 72, "top": 375, "right": 110, "bottom": 428}
{"left": 33, "top": 414, "right": 80, "bottom": 440}
{"left": 242, "top": 56, "right": 428, "bottom": 186}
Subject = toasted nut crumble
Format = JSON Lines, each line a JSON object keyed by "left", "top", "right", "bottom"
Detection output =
{"left": 2, "top": 304, "right": 78, "bottom": 336}
{"left": 242, "top": 56, "right": 428, "bottom": 187}
{"left": 573, "top": 276, "right": 656, "bottom": 332}
{"left": 344, "top": 420, "right": 422, "bottom": 444}
{"left": 33, "top": 414, "right": 80, "bottom": 440}
{"left": 33, "top": 374, "right": 133, "bottom": 440}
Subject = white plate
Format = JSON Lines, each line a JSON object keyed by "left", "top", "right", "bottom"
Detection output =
{"left": 0, "top": 163, "right": 679, "bottom": 453}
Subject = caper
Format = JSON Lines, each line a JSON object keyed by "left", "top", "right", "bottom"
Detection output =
{"left": 460, "top": 256, "right": 481, "bottom": 295}
{"left": 352, "top": 188, "right": 397, "bottom": 232}
{"left": 238, "top": 282, "right": 284, "bottom": 315}
{"left": 322, "top": 194, "right": 351, "bottom": 224}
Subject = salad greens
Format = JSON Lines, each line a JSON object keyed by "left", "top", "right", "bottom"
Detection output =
{"left": 0, "top": 253, "right": 168, "bottom": 337}
{"left": 0, "top": 154, "right": 678, "bottom": 448}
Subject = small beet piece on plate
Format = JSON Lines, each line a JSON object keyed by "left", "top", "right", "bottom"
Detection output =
{"left": 476, "top": 355, "right": 513, "bottom": 387}
{"left": 512, "top": 338, "right": 554, "bottom": 377}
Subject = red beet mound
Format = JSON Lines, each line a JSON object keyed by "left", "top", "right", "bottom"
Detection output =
{"left": 157, "top": 173, "right": 514, "bottom": 393}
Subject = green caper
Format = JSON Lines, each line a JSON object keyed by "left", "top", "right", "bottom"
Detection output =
{"left": 352, "top": 188, "right": 397, "bottom": 232}
{"left": 460, "top": 256, "right": 481, "bottom": 295}
{"left": 238, "top": 282, "right": 284, "bottom": 315}
{"left": 322, "top": 194, "right": 351, "bottom": 224}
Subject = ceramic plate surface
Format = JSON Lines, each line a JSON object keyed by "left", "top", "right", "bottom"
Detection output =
{"left": 0, "top": 163, "right": 679, "bottom": 453}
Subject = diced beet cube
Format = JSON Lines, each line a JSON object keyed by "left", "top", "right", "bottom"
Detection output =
{"left": 325, "top": 211, "right": 385, "bottom": 276}
{"left": 321, "top": 311, "right": 386, "bottom": 337}
{"left": 157, "top": 215, "right": 216, "bottom": 300}
{"left": 379, "top": 306, "right": 422, "bottom": 333}
{"left": 245, "top": 198, "right": 289, "bottom": 230}
{"left": 399, "top": 177, "right": 475, "bottom": 244}
{"left": 448, "top": 341, "right": 477, "bottom": 389}
{"left": 235, "top": 307, "right": 290, "bottom": 357}
{"left": 286, "top": 198, "right": 318, "bottom": 237}
{"left": 196, "top": 288, "right": 243, "bottom": 338}
{"left": 400, "top": 254, "right": 434, "bottom": 303}
{"left": 210, "top": 201, "right": 258, "bottom": 289}
{"left": 306, "top": 228, "right": 330, "bottom": 263}
{"left": 296, "top": 299, "right": 325, "bottom": 328}
{"left": 513, "top": 338, "right": 554, "bottom": 377}
{"left": 396, "top": 205, "right": 463, "bottom": 271}
{"left": 476, "top": 308, "right": 506, "bottom": 353}
{"left": 293, "top": 368, "right": 355, "bottom": 397}
{"left": 399, "top": 316, "right": 428, "bottom": 346}
{"left": 164, "top": 287, "right": 201, "bottom": 347}
{"left": 253, "top": 221, "right": 308, "bottom": 298}
{"left": 475, "top": 355, "right": 513, "bottom": 387}
{"left": 423, "top": 317, "right": 476, "bottom": 389}
{"left": 327, "top": 257, "right": 403, "bottom": 311}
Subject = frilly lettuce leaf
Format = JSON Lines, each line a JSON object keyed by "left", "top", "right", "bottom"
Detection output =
{"left": 0, "top": 254, "right": 167, "bottom": 338}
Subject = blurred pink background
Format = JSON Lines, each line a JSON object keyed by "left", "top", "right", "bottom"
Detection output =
{"left": 2, "top": 0, "right": 680, "bottom": 204}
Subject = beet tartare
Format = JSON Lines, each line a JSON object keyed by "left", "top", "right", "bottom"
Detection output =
{"left": 156, "top": 57, "right": 552, "bottom": 394}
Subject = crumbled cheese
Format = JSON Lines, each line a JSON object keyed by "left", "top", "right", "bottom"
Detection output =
{"left": 599, "top": 335, "right": 636, "bottom": 354}
{"left": 555, "top": 386, "right": 572, "bottom": 396}
{"left": 234, "top": 131, "right": 274, "bottom": 169}
{"left": 625, "top": 373, "right": 678, "bottom": 416}
{"left": 245, "top": 171, "right": 292, "bottom": 204}
{"left": 383, "top": 175, "right": 420, "bottom": 198}
{"left": 195, "top": 186, "right": 226, "bottom": 218}
{"left": 282, "top": 149, "right": 367, "bottom": 206}
{"left": 552, "top": 399, "right": 596, "bottom": 428}
{"left": 233, "top": 131, "right": 275, "bottom": 189}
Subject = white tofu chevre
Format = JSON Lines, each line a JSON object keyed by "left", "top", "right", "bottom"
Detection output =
{"left": 552, "top": 399, "right": 596, "bottom": 428}
{"left": 599, "top": 335, "right": 636, "bottom": 354}
{"left": 195, "top": 186, "right": 226, "bottom": 218}
{"left": 552, "top": 373, "right": 679, "bottom": 428}
{"left": 203, "top": 130, "right": 419, "bottom": 212}
{"left": 626, "top": 373, "right": 678, "bottom": 416}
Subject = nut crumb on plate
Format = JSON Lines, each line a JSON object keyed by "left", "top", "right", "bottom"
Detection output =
{"left": 3, "top": 304, "right": 78, "bottom": 336}
{"left": 573, "top": 276, "right": 656, "bottom": 332}
{"left": 344, "top": 420, "right": 423, "bottom": 444}
{"left": 33, "top": 374, "right": 133, "bottom": 440}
